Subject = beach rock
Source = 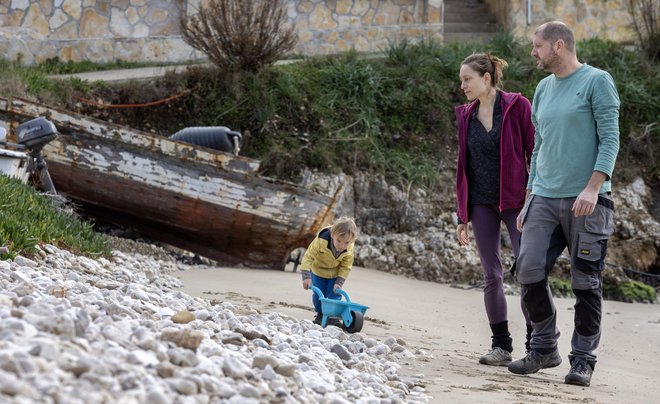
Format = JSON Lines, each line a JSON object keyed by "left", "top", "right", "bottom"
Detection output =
{"left": 0, "top": 244, "right": 430, "bottom": 403}
{"left": 347, "top": 173, "right": 659, "bottom": 290}
{"left": 330, "top": 344, "right": 351, "bottom": 361}
{"left": 171, "top": 310, "right": 195, "bottom": 324}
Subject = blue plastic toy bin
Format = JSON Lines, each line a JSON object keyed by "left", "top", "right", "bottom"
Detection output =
{"left": 311, "top": 286, "right": 369, "bottom": 333}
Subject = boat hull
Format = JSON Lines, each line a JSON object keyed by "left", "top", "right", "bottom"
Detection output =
{"left": 0, "top": 97, "right": 341, "bottom": 268}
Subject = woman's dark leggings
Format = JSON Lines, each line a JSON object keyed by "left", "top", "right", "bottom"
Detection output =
{"left": 470, "top": 204, "right": 530, "bottom": 326}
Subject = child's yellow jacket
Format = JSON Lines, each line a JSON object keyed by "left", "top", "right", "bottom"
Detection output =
{"left": 300, "top": 227, "right": 354, "bottom": 280}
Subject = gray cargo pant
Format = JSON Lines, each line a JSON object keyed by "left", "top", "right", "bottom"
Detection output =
{"left": 516, "top": 193, "right": 614, "bottom": 365}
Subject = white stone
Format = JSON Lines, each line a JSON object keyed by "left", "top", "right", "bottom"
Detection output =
{"left": 110, "top": 8, "right": 133, "bottom": 37}
{"left": 10, "top": 0, "right": 30, "bottom": 11}
{"left": 127, "top": 349, "right": 159, "bottom": 366}
{"left": 14, "top": 256, "right": 37, "bottom": 267}
{"left": 0, "top": 236, "right": 434, "bottom": 401}
{"left": 631, "top": 177, "right": 646, "bottom": 196}
{"left": 223, "top": 356, "right": 252, "bottom": 379}
{"left": 133, "top": 22, "right": 149, "bottom": 38}
{"left": 49, "top": 9, "right": 69, "bottom": 30}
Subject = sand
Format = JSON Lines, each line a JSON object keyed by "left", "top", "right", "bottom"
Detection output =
{"left": 176, "top": 265, "right": 659, "bottom": 404}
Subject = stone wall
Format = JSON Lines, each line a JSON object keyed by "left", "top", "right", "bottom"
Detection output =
{"left": 483, "top": 0, "right": 635, "bottom": 43}
{"left": 0, "top": 0, "right": 201, "bottom": 66}
{"left": 0, "top": 0, "right": 443, "bottom": 66}
{"left": 0, "top": 0, "right": 639, "bottom": 66}
{"left": 289, "top": 0, "right": 443, "bottom": 55}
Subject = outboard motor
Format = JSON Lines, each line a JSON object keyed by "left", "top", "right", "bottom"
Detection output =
{"left": 169, "top": 126, "right": 242, "bottom": 156}
{"left": 15, "top": 117, "right": 58, "bottom": 194}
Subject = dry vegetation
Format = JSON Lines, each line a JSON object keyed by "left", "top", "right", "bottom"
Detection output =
{"left": 180, "top": 0, "right": 297, "bottom": 72}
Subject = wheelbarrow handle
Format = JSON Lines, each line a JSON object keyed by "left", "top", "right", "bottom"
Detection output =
{"left": 336, "top": 288, "right": 351, "bottom": 303}
{"left": 310, "top": 285, "right": 324, "bottom": 298}
{"left": 310, "top": 286, "right": 351, "bottom": 303}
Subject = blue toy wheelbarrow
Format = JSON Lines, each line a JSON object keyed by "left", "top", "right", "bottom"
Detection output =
{"left": 311, "top": 286, "right": 369, "bottom": 333}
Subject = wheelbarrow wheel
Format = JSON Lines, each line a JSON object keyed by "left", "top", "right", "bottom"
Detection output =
{"left": 344, "top": 311, "right": 364, "bottom": 333}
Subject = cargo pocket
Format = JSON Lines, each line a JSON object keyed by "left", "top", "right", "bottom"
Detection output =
{"left": 575, "top": 232, "right": 608, "bottom": 273}
{"left": 585, "top": 194, "right": 614, "bottom": 236}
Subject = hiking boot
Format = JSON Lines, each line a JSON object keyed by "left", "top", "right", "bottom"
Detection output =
{"left": 564, "top": 357, "right": 593, "bottom": 387}
{"left": 313, "top": 313, "right": 323, "bottom": 325}
{"left": 508, "top": 350, "right": 562, "bottom": 374}
{"left": 479, "top": 347, "right": 512, "bottom": 366}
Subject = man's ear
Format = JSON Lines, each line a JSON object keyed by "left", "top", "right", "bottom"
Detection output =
{"left": 554, "top": 39, "right": 565, "bottom": 53}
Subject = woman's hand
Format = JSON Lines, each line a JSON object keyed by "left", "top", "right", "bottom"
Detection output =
{"left": 456, "top": 223, "right": 470, "bottom": 246}
{"left": 302, "top": 278, "right": 311, "bottom": 290}
{"left": 516, "top": 210, "right": 524, "bottom": 232}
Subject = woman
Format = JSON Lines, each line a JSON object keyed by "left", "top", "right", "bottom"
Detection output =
{"left": 454, "top": 53, "right": 534, "bottom": 366}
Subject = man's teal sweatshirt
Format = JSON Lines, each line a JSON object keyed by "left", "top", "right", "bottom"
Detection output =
{"left": 529, "top": 64, "right": 620, "bottom": 197}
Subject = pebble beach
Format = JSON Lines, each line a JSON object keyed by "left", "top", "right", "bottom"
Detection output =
{"left": 0, "top": 244, "right": 430, "bottom": 403}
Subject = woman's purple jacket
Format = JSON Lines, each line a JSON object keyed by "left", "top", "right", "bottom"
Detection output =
{"left": 454, "top": 91, "right": 535, "bottom": 224}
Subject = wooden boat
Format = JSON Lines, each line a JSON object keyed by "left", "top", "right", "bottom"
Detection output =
{"left": 0, "top": 97, "right": 343, "bottom": 269}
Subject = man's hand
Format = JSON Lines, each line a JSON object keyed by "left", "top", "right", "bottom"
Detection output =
{"left": 302, "top": 278, "right": 311, "bottom": 290}
{"left": 572, "top": 171, "right": 608, "bottom": 217}
{"left": 456, "top": 223, "right": 470, "bottom": 246}
{"left": 572, "top": 188, "right": 599, "bottom": 216}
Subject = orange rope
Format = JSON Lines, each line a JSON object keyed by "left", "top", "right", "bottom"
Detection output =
{"left": 72, "top": 86, "right": 197, "bottom": 108}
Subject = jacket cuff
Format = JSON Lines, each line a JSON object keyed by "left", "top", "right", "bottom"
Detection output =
{"left": 334, "top": 277, "right": 345, "bottom": 288}
{"left": 301, "top": 270, "right": 311, "bottom": 280}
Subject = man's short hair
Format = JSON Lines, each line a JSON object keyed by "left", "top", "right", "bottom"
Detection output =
{"left": 537, "top": 21, "right": 575, "bottom": 52}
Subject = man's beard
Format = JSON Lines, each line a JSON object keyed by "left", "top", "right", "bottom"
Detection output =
{"left": 537, "top": 49, "right": 560, "bottom": 71}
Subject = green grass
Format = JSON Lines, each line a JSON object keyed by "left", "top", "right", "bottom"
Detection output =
{"left": 0, "top": 175, "right": 111, "bottom": 259}
{"left": 548, "top": 276, "right": 656, "bottom": 303}
{"left": 604, "top": 280, "right": 657, "bottom": 303}
{"left": 548, "top": 276, "right": 575, "bottom": 298}
{"left": 35, "top": 57, "right": 167, "bottom": 75}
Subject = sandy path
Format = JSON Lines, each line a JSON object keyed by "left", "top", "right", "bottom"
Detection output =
{"left": 175, "top": 265, "right": 659, "bottom": 403}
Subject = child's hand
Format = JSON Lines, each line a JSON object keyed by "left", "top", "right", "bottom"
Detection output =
{"left": 302, "top": 278, "right": 311, "bottom": 290}
{"left": 333, "top": 277, "right": 345, "bottom": 293}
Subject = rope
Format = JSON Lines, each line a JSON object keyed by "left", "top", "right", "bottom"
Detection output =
{"left": 72, "top": 86, "right": 197, "bottom": 109}
{"left": 622, "top": 267, "right": 660, "bottom": 286}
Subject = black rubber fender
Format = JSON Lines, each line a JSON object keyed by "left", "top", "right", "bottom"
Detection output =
{"left": 169, "top": 126, "right": 241, "bottom": 153}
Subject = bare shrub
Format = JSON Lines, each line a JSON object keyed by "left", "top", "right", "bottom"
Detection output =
{"left": 626, "top": 0, "right": 659, "bottom": 61}
{"left": 180, "top": 0, "right": 297, "bottom": 72}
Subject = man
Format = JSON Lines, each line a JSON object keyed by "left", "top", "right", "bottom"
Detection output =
{"left": 507, "top": 21, "right": 620, "bottom": 387}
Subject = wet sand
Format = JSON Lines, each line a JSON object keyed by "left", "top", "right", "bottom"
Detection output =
{"left": 176, "top": 265, "right": 659, "bottom": 403}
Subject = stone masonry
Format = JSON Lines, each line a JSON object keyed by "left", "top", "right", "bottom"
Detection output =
{"left": 0, "top": 0, "right": 443, "bottom": 66}
{"left": 484, "top": 0, "right": 635, "bottom": 42}
{"left": 0, "top": 0, "right": 636, "bottom": 66}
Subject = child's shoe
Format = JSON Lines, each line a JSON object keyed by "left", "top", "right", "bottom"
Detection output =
{"left": 313, "top": 312, "right": 323, "bottom": 325}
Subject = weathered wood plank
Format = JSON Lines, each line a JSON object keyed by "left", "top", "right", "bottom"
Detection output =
{"left": 0, "top": 97, "right": 343, "bottom": 268}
